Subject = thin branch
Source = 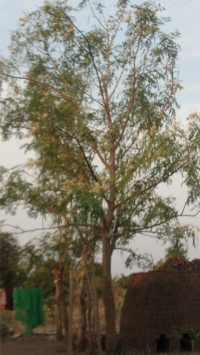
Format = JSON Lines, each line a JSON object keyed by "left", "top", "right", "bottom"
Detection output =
{"left": 1, "top": 222, "right": 95, "bottom": 234}
{"left": 88, "top": 0, "right": 107, "bottom": 31}
{"left": 114, "top": 36, "right": 142, "bottom": 150}
{"left": 114, "top": 154, "right": 193, "bottom": 209}
{"left": 109, "top": 65, "right": 126, "bottom": 101}
{"left": 180, "top": 197, "right": 190, "bottom": 216}
{"left": 1, "top": 72, "right": 74, "bottom": 102}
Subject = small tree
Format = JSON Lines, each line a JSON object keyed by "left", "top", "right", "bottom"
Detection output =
{"left": 154, "top": 224, "right": 190, "bottom": 269}
{"left": 164, "top": 223, "right": 192, "bottom": 260}
{"left": 165, "top": 240, "right": 188, "bottom": 260}
{"left": 178, "top": 327, "right": 200, "bottom": 354}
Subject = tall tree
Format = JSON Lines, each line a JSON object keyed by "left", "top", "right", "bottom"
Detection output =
{"left": 0, "top": 1, "right": 200, "bottom": 353}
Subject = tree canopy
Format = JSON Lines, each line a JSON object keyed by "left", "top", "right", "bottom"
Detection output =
{"left": 0, "top": 1, "right": 200, "bottom": 353}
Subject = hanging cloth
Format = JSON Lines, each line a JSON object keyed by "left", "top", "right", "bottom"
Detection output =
{"left": 14, "top": 287, "right": 45, "bottom": 334}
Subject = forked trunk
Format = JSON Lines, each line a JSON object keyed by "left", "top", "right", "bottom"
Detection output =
{"left": 102, "top": 234, "right": 116, "bottom": 355}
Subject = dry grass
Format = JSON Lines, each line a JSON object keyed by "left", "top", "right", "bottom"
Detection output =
{"left": 0, "top": 309, "right": 24, "bottom": 337}
{"left": 0, "top": 308, "right": 58, "bottom": 338}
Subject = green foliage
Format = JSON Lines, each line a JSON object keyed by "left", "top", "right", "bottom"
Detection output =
{"left": 153, "top": 258, "right": 165, "bottom": 270}
{"left": 112, "top": 274, "right": 130, "bottom": 291}
{"left": 1, "top": 5, "right": 199, "bottom": 351}
{"left": 0, "top": 231, "right": 26, "bottom": 288}
{"left": 177, "top": 327, "right": 200, "bottom": 354}
{"left": 165, "top": 239, "right": 188, "bottom": 260}
{"left": 0, "top": 0, "right": 200, "bottom": 278}
{"left": 19, "top": 234, "right": 71, "bottom": 306}
{"left": 22, "top": 258, "right": 56, "bottom": 307}
{"left": 93, "top": 262, "right": 102, "bottom": 298}
{"left": 153, "top": 223, "right": 190, "bottom": 268}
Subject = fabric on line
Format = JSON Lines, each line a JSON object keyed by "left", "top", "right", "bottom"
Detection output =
{"left": 14, "top": 287, "right": 45, "bottom": 334}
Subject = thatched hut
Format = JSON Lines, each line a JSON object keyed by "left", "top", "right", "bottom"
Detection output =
{"left": 120, "top": 258, "right": 200, "bottom": 352}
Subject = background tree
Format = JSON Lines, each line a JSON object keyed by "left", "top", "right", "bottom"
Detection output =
{"left": 0, "top": 231, "right": 26, "bottom": 288}
{"left": 19, "top": 239, "right": 56, "bottom": 307}
{"left": 22, "top": 231, "right": 70, "bottom": 341}
{"left": 153, "top": 223, "right": 191, "bottom": 269}
{"left": 1, "top": 1, "right": 200, "bottom": 353}
{"left": 165, "top": 239, "right": 188, "bottom": 261}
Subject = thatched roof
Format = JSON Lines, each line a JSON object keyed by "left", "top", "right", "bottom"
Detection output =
{"left": 120, "top": 258, "right": 200, "bottom": 351}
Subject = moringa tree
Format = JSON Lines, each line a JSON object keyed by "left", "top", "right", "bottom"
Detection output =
{"left": 1, "top": 1, "right": 200, "bottom": 353}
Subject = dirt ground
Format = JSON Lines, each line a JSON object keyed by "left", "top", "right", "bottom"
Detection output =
{"left": 1, "top": 334, "right": 67, "bottom": 355}
{"left": 1, "top": 311, "right": 200, "bottom": 355}
{"left": 2, "top": 335, "right": 200, "bottom": 355}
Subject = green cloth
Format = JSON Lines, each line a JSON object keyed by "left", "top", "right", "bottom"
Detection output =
{"left": 14, "top": 287, "right": 45, "bottom": 335}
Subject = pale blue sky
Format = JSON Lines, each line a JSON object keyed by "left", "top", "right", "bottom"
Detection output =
{"left": 0, "top": 0, "right": 199, "bottom": 274}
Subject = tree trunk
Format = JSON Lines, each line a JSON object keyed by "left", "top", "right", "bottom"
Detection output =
{"left": 85, "top": 270, "right": 93, "bottom": 355}
{"left": 77, "top": 287, "right": 87, "bottom": 352}
{"left": 91, "top": 257, "right": 103, "bottom": 355}
{"left": 67, "top": 265, "right": 73, "bottom": 355}
{"left": 58, "top": 282, "right": 69, "bottom": 343}
{"left": 102, "top": 233, "right": 116, "bottom": 355}
{"left": 77, "top": 245, "right": 88, "bottom": 352}
{"left": 54, "top": 281, "right": 63, "bottom": 341}
{"left": 53, "top": 268, "right": 69, "bottom": 343}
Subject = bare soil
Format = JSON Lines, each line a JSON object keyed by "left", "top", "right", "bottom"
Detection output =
{"left": 1, "top": 334, "right": 67, "bottom": 355}
{"left": 2, "top": 335, "right": 200, "bottom": 355}
{"left": 1, "top": 309, "right": 200, "bottom": 355}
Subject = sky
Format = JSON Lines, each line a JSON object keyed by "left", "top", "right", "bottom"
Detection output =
{"left": 0, "top": 0, "right": 200, "bottom": 275}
